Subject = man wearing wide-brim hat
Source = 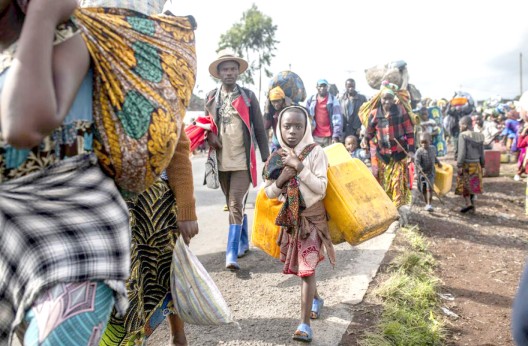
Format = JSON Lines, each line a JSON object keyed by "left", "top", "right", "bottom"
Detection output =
{"left": 204, "top": 50, "right": 270, "bottom": 270}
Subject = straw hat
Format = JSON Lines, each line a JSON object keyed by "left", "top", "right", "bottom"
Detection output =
{"left": 208, "top": 50, "right": 248, "bottom": 79}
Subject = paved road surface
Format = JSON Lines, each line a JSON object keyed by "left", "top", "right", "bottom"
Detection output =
{"left": 13, "top": 151, "right": 396, "bottom": 346}
{"left": 148, "top": 152, "right": 396, "bottom": 345}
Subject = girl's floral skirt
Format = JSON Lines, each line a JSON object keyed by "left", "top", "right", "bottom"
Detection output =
{"left": 455, "top": 162, "right": 483, "bottom": 197}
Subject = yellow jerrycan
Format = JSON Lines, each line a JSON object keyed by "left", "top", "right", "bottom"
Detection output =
{"left": 323, "top": 143, "right": 399, "bottom": 245}
{"left": 433, "top": 163, "right": 453, "bottom": 196}
{"left": 251, "top": 188, "right": 282, "bottom": 259}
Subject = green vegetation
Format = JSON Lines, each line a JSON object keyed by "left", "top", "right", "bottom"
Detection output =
{"left": 359, "top": 226, "right": 446, "bottom": 346}
{"left": 217, "top": 4, "right": 278, "bottom": 88}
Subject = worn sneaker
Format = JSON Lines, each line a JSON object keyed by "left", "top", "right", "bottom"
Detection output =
{"left": 514, "top": 174, "right": 521, "bottom": 181}
{"left": 424, "top": 204, "right": 433, "bottom": 212}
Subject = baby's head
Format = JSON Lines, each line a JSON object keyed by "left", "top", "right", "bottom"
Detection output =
{"left": 279, "top": 106, "right": 308, "bottom": 148}
{"left": 420, "top": 132, "right": 432, "bottom": 149}
{"left": 345, "top": 135, "right": 358, "bottom": 152}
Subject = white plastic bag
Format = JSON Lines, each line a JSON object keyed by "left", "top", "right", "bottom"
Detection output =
{"left": 170, "top": 237, "right": 234, "bottom": 325}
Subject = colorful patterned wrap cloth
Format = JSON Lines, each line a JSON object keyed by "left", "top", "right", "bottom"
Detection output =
{"left": 73, "top": 8, "right": 197, "bottom": 193}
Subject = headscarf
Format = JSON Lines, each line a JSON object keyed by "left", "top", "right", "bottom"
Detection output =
{"left": 269, "top": 86, "right": 285, "bottom": 101}
{"left": 380, "top": 80, "right": 399, "bottom": 96}
{"left": 262, "top": 105, "right": 314, "bottom": 180}
{"left": 276, "top": 105, "right": 314, "bottom": 155}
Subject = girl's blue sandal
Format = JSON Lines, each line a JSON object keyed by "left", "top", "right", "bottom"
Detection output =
{"left": 310, "top": 298, "right": 324, "bottom": 319}
{"left": 292, "top": 323, "right": 313, "bottom": 342}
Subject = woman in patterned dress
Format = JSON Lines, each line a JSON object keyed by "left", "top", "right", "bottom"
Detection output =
{"left": 0, "top": 0, "right": 131, "bottom": 344}
{"left": 75, "top": 1, "right": 200, "bottom": 345}
{"left": 363, "top": 81, "right": 416, "bottom": 213}
{"left": 454, "top": 116, "right": 485, "bottom": 213}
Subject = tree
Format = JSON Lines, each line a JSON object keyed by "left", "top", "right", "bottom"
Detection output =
{"left": 217, "top": 4, "right": 278, "bottom": 96}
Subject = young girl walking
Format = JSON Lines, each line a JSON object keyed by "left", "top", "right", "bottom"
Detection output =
{"left": 455, "top": 116, "right": 485, "bottom": 213}
{"left": 263, "top": 105, "right": 335, "bottom": 343}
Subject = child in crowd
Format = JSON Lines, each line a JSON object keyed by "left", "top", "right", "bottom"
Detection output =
{"left": 345, "top": 135, "right": 370, "bottom": 163}
{"left": 455, "top": 116, "right": 485, "bottom": 213}
{"left": 263, "top": 105, "right": 335, "bottom": 343}
{"left": 415, "top": 133, "right": 442, "bottom": 212}
{"left": 419, "top": 107, "right": 440, "bottom": 136}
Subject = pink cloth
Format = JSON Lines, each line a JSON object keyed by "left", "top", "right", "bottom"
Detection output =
{"left": 517, "top": 134, "right": 528, "bottom": 174}
{"left": 278, "top": 201, "right": 335, "bottom": 277}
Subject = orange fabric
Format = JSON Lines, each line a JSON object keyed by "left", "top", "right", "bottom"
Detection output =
{"left": 166, "top": 123, "right": 197, "bottom": 221}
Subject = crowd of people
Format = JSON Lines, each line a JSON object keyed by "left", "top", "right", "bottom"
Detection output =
{"left": 1, "top": 1, "right": 528, "bottom": 345}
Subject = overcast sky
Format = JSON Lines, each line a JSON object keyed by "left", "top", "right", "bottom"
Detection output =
{"left": 165, "top": 0, "right": 528, "bottom": 103}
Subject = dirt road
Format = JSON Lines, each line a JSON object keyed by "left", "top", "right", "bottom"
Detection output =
{"left": 342, "top": 151, "right": 528, "bottom": 345}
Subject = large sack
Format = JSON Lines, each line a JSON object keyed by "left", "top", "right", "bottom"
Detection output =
{"left": 268, "top": 71, "right": 306, "bottom": 103}
{"left": 408, "top": 83, "right": 422, "bottom": 102}
{"left": 365, "top": 60, "right": 409, "bottom": 90}
{"left": 448, "top": 91, "right": 475, "bottom": 116}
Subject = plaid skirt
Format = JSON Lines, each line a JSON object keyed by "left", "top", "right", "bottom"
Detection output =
{"left": 0, "top": 154, "right": 130, "bottom": 346}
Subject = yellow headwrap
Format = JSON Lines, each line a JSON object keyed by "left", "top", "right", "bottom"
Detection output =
{"left": 269, "top": 86, "right": 286, "bottom": 101}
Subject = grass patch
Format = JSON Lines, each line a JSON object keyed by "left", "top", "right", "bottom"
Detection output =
{"left": 359, "top": 226, "right": 446, "bottom": 346}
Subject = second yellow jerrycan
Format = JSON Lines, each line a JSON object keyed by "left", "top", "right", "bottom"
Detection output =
{"left": 433, "top": 163, "right": 453, "bottom": 196}
{"left": 251, "top": 188, "right": 282, "bottom": 259}
{"left": 323, "top": 143, "right": 399, "bottom": 245}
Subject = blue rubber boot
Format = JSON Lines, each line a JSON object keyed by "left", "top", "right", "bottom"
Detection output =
{"left": 226, "top": 224, "right": 241, "bottom": 270}
{"left": 238, "top": 214, "right": 249, "bottom": 258}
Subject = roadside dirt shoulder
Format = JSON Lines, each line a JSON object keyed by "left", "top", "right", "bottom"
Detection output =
{"left": 340, "top": 158, "right": 528, "bottom": 345}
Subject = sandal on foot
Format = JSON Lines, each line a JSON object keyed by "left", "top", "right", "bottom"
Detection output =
{"left": 310, "top": 298, "right": 324, "bottom": 319}
{"left": 292, "top": 323, "right": 312, "bottom": 342}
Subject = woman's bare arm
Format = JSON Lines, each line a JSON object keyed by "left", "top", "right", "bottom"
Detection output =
{"left": 1, "top": 0, "right": 87, "bottom": 148}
